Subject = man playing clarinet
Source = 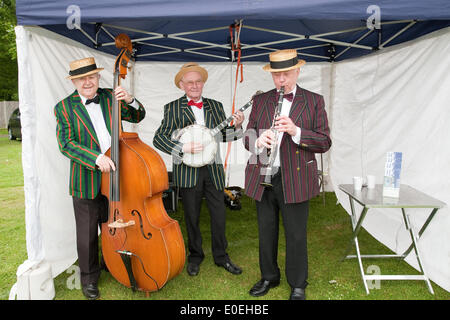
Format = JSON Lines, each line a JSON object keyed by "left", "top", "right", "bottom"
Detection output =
{"left": 243, "top": 49, "right": 331, "bottom": 300}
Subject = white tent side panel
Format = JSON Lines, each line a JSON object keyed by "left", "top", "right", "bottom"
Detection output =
{"left": 16, "top": 25, "right": 450, "bottom": 292}
{"left": 330, "top": 27, "right": 450, "bottom": 292}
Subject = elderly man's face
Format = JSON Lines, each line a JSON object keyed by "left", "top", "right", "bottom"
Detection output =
{"left": 179, "top": 71, "right": 204, "bottom": 101}
{"left": 271, "top": 68, "right": 300, "bottom": 93}
{"left": 72, "top": 73, "right": 100, "bottom": 99}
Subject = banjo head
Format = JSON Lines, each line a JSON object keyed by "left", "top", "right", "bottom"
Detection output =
{"left": 178, "top": 124, "right": 218, "bottom": 167}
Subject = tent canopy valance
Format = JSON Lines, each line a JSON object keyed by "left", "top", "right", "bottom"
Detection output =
{"left": 16, "top": 0, "right": 450, "bottom": 62}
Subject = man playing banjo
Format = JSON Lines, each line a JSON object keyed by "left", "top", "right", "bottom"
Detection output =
{"left": 153, "top": 63, "right": 244, "bottom": 277}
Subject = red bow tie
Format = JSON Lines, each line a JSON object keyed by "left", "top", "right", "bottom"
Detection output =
{"left": 188, "top": 100, "right": 203, "bottom": 109}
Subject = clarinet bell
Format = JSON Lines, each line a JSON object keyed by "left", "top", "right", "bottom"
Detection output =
{"left": 260, "top": 181, "right": 273, "bottom": 187}
{"left": 260, "top": 168, "right": 273, "bottom": 187}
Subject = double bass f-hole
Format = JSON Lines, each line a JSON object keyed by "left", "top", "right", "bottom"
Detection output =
{"left": 131, "top": 209, "right": 152, "bottom": 240}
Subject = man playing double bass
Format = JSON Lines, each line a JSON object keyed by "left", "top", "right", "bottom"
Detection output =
{"left": 54, "top": 57, "right": 146, "bottom": 299}
{"left": 153, "top": 63, "right": 244, "bottom": 277}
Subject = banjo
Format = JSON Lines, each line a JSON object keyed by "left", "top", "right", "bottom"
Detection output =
{"left": 173, "top": 91, "right": 263, "bottom": 167}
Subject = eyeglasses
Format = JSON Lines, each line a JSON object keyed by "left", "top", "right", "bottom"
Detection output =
{"left": 182, "top": 80, "right": 203, "bottom": 87}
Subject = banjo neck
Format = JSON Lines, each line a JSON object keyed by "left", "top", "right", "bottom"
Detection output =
{"left": 177, "top": 91, "right": 263, "bottom": 167}
{"left": 210, "top": 99, "right": 254, "bottom": 137}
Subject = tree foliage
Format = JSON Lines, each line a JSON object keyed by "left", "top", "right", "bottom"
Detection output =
{"left": 0, "top": 0, "right": 18, "bottom": 101}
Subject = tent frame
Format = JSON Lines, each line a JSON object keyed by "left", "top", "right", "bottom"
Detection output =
{"left": 70, "top": 19, "right": 418, "bottom": 62}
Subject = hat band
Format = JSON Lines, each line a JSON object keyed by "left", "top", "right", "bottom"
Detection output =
{"left": 270, "top": 57, "right": 299, "bottom": 70}
{"left": 69, "top": 63, "right": 98, "bottom": 76}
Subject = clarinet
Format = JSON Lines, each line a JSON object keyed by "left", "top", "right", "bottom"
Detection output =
{"left": 260, "top": 86, "right": 284, "bottom": 187}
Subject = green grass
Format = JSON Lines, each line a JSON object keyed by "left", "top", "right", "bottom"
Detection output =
{"left": 1, "top": 128, "right": 449, "bottom": 300}
{"left": 0, "top": 129, "right": 26, "bottom": 300}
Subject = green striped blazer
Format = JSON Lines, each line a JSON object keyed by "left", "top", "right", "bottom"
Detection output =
{"left": 54, "top": 88, "right": 145, "bottom": 199}
{"left": 153, "top": 95, "right": 243, "bottom": 191}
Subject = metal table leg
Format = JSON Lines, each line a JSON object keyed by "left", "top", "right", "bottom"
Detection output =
{"left": 342, "top": 195, "right": 370, "bottom": 294}
{"left": 401, "top": 209, "right": 434, "bottom": 294}
{"left": 401, "top": 208, "right": 438, "bottom": 257}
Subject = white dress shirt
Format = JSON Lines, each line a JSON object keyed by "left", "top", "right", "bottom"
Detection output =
{"left": 188, "top": 97, "right": 205, "bottom": 126}
{"left": 80, "top": 94, "right": 139, "bottom": 157}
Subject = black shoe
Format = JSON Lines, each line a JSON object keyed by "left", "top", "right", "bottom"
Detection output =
{"left": 187, "top": 262, "right": 200, "bottom": 276}
{"left": 82, "top": 283, "right": 100, "bottom": 300}
{"left": 290, "top": 288, "right": 306, "bottom": 300}
{"left": 249, "top": 279, "right": 280, "bottom": 297}
{"left": 216, "top": 260, "right": 242, "bottom": 275}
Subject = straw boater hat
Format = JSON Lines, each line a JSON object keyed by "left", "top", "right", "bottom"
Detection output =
{"left": 174, "top": 62, "right": 208, "bottom": 88}
{"left": 263, "top": 49, "right": 306, "bottom": 72}
{"left": 67, "top": 57, "right": 104, "bottom": 79}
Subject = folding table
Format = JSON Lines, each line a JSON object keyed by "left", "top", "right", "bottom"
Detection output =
{"left": 339, "top": 184, "right": 445, "bottom": 294}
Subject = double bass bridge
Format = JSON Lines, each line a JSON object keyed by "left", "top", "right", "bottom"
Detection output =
{"left": 108, "top": 219, "right": 135, "bottom": 229}
{"left": 107, "top": 209, "right": 152, "bottom": 241}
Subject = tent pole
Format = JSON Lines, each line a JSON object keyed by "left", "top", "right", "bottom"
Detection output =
{"left": 242, "top": 37, "right": 306, "bottom": 50}
{"left": 167, "top": 35, "right": 230, "bottom": 49}
{"left": 380, "top": 21, "right": 417, "bottom": 48}
{"left": 183, "top": 50, "right": 229, "bottom": 60}
{"left": 137, "top": 50, "right": 181, "bottom": 58}
{"left": 309, "top": 36, "right": 372, "bottom": 50}
{"left": 135, "top": 42, "right": 182, "bottom": 58}
{"left": 102, "top": 35, "right": 164, "bottom": 47}
{"left": 101, "top": 23, "right": 163, "bottom": 37}
{"left": 326, "top": 60, "right": 336, "bottom": 194}
{"left": 170, "top": 26, "right": 229, "bottom": 37}
{"left": 225, "top": 60, "right": 234, "bottom": 187}
{"left": 100, "top": 25, "right": 115, "bottom": 41}
{"left": 334, "top": 29, "right": 374, "bottom": 59}
{"left": 75, "top": 25, "right": 97, "bottom": 46}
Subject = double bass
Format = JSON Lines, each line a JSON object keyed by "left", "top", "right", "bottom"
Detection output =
{"left": 101, "top": 34, "right": 185, "bottom": 293}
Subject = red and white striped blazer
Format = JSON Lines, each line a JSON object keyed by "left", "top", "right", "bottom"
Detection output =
{"left": 243, "top": 85, "right": 331, "bottom": 204}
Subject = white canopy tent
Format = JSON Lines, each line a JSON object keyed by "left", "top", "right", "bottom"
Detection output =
{"left": 11, "top": 21, "right": 450, "bottom": 297}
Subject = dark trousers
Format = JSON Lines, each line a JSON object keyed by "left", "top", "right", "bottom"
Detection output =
{"left": 72, "top": 193, "right": 107, "bottom": 287}
{"left": 255, "top": 171, "right": 309, "bottom": 289}
{"left": 179, "top": 166, "right": 229, "bottom": 265}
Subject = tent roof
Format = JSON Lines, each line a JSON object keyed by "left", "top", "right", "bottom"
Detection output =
{"left": 16, "top": 0, "right": 450, "bottom": 62}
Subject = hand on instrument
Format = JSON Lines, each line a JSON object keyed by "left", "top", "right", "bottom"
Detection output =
{"left": 114, "top": 86, "right": 134, "bottom": 104}
{"left": 256, "top": 129, "right": 276, "bottom": 149}
{"left": 182, "top": 142, "right": 204, "bottom": 154}
{"left": 232, "top": 111, "right": 245, "bottom": 129}
{"left": 274, "top": 115, "right": 297, "bottom": 136}
{"left": 96, "top": 154, "right": 116, "bottom": 172}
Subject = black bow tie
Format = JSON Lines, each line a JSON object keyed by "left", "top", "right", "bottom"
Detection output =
{"left": 283, "top": 92, "right": 294, "bottom": 102}
{"left": 85, "top": 95, "right": 99, "bottom": 105}
{"left": 276, "top": 92, "right": 294, "bottom": 102}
